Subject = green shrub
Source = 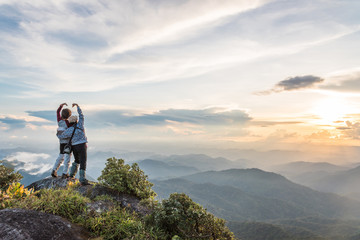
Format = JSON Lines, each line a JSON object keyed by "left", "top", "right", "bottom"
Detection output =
{"left": 140, "top": 197, "right": 159, "bottom": 211}
{"left": 15, "top": 186, "right": 89, "bottom": 222}
{"left": 147, "top": 193, "right": 235, "bottom": 240}
{"left": 93, "top": 194, "right": 116, "bottom": 202}
{"left": 0, "top": 159, "right": 235, "bottom": 240}
{"left": 0, "top": 182, "right": 34, "bottom": 209}
{"left": 98, "top": 157, "right": 156, "bottom": 200}
{"left": 84, "top": 206, "right": 166, "bottom": 240}
{"left": 7, "top": 183, "right": 163, "bottom": 239}
{"left": 0, "top": 162, "right": 22, "bottom": 190}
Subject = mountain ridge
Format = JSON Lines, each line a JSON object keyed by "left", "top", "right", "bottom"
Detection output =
{"left": 154, "top": 168, "right": 360, "bottom": 220}
{"left": 137, "top": 159, "right": 199, "bottom": 179}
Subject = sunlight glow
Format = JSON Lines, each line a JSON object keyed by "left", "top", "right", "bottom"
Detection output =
{"left": 312, "top": 98, "right": 356, "bottom": 124}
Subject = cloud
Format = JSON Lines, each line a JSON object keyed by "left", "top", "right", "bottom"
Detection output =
{"left": 0, "top": 115, "right": 52, "bottom": 131}
{"left": 5, "top": 152, "right": 52, "bottom": 175}
{"left": 307, "top": 130, "right": 333, "bottom": 140}
{"left": 1, "top": 0, "right": 358, "bottom": 96}
{"left": 256, "top": 75, "right": 324, "bottom": 95}
{"left": 322, "top": 70, "right": 360, "bottom": 93}
{"left": 87, "top": 107, "right": 252, "bottom": 127}
{"left": 338, "top": 121, "right": 360, "bottom": 139}
{"left": 26, "top": 111, "right": 56, "bottom": 122}
{"left": 28, "top": 107, "right": 252, "bottom": 127}
{"left": 0, "top": 0, "right": 271, "bottom": 92}
{"left": 275, "top": 76, "right": 324, "bottom": 91}
{"left": 0, "top": 117, "right": 27, "bottom": 130}
{"left": 265, "top": 129, "right": 299, "bottom": 142}
{"left": 251, "top": 120, "right": 303, "bottom": 127}
{"left": 163, "top": 120, "right": 206, "bottom": 136}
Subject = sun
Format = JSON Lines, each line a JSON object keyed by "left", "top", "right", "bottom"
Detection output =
{"left": 311, "top": 98, "right": 354, "bottom": 125}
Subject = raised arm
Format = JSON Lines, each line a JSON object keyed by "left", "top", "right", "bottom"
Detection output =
{"left": 73, "top": 103, "right": 84, "bottom": 128}
{"left": 56, "top": 103, "right": 67, "bottom": 122}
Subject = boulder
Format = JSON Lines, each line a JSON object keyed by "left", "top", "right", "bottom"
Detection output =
{"left": 26, "top": 176, "right": 76, "bottom": 191}
{"left": 26, "top": 177, "right": 152, "bottom": 216}
{"left": 0, "top": 208, "right": 90, "bottom": 240}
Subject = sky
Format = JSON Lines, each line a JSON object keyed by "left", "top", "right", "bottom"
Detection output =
{"left": 1, "top": 0, "right": 360, "bottom": 156}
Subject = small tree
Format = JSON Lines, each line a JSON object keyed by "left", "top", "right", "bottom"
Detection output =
{"left": 98, "top": 157, "right": 156, "bottom": 200}
{"left": 0, "top": 161, "right": 23, "bottom": 190}
{"left": 148, "top": 193, "right": 235, "bottom": 240}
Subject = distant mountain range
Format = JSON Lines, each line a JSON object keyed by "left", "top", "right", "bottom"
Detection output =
{"left": 153, "top": 168, "right": 360, "bottom": 240}
{"left": 145, "top": 154, "right": 246, "bottom": 171}
{"left": 272, "top": 161, "right": 348, "bottom": 176}
{"left": 134, "top": 154, "right": 247, "bottom": 180}
{"left": 153, "top": 178, "right": 312, "bottom": 221}
{"left": 270, "top": 161, "right": 360, "bottom": 201}
{"left": 268, "top": 161, "right": 349, "bottom": 191}
{"left": 228, "top": 217, "right": 360, "bottom": 240}
{"left": 305, "top": 165, "right": 360, "bottom": 200}
{"left": 154, "top": 168, "right": 360, "bottom": 220}
{"left": 137, "top": 159, "right": 199, "bottom": 180}
{"left": 4, "top": 147, "right": 360, "bottom": 239}
{"left": 227, "top": 220, "right": 324, "bottom": 240}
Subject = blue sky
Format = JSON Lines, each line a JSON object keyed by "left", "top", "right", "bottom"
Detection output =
{"left": 1, "top": 0, "right": 360, "bottom": 154}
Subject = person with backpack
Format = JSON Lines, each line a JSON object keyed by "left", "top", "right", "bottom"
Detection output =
{"left": 51, "top": 103, "right": 73, "bottom": 178}
{"left": 58, "top": 103, "right": 89, "bottom": 185}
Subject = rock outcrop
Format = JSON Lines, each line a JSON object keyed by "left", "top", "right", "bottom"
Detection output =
{"left": 0, "top": 208, "right": 90, "bottom": 240}
{"left": 26, "top": 177, "right": 152, "bottom": 216}
{"left": 26, "top": 176, "right": 74, "bottom": 190}
{"left": 0, "top": 178, "right": 154, "bottom": 239}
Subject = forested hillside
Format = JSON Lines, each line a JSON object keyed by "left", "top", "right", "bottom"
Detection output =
{"left": 153, "top": 168, "right": 360, "bottom": 239}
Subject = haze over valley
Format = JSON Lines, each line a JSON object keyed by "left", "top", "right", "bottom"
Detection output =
{"left": 3, "top": 145, "right": 360, "bottom": 239}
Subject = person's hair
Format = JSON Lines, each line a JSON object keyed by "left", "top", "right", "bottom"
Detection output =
{"left": 61, "top": 109, "right": 71, "bottom": 120}
{"left": 68, "top": 115, "right": 78, "bottom": 123}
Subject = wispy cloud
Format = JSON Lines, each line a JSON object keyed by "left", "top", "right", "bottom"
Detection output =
{"left": 256, "top": 75, "right": 324, "bottom": 95}
{"left": 105, "top": 0, "right": 269, "bottom": 56}
{"left": 2, "top": 0, "right": 357, "bottom": 94}
{"left": 0, "top": 117, "right": 27, "bottom": 130}
{"left": 26, "top": 111, "right": 56, "bottom": 122}
{"left": 28, "top": 107, "right": 252, "bottom": 128}
{"left": 322, "top": 70, "right": 360, "bottom": 93}
{"left": 0, "top": 115, "right": 51, "bottom": 131}
{"left": 251, "top": 120, "right": 303, "bottom": 127}
{"left": 0, "top": 0, "right": 272, "bottom": 92}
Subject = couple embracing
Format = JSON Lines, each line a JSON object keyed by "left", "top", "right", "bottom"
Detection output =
{"left": 51, "top": 103, "right": 90, "bottom": 185}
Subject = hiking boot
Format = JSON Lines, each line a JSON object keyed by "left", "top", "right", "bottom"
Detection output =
{"left": 80, "top": 179, "right": 91, "bottom": 186}
{"left": 69, "top": 162, "right": 79, "bottom": 178}
{"left": 79, "top": 169, "right": 90, "bottom": 185}
{"left": 51, "top": 170, "right": 58, "bottom": 178}
{"left": 61, "top": 173, "right": 69, "bottom": 179}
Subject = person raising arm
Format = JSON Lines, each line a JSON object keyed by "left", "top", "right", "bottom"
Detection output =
{"left": 58, "top": 103, "right": 89, "bottom": 185}
{"left": 51, "top": 103, "right": 72, "bottom": 178}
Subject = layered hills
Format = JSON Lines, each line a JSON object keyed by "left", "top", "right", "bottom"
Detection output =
{"left": 137, "top": 159, "right": 199, "bottom": 179}
{"left": 306, "top": 165, "right": 360, "bottom": 200}
{"left": 152, "top": 168, "right": 360, "bottom": 239}
{"left": 3, "top": 149, "right": 360, "bottom": 239}
{"left": 154, "top": 168, "right": 360, "bottom": 220}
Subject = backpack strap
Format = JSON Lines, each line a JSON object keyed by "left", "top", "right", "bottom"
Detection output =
{"left": 67, "top": 122, "right": 77, "bottom": 145}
